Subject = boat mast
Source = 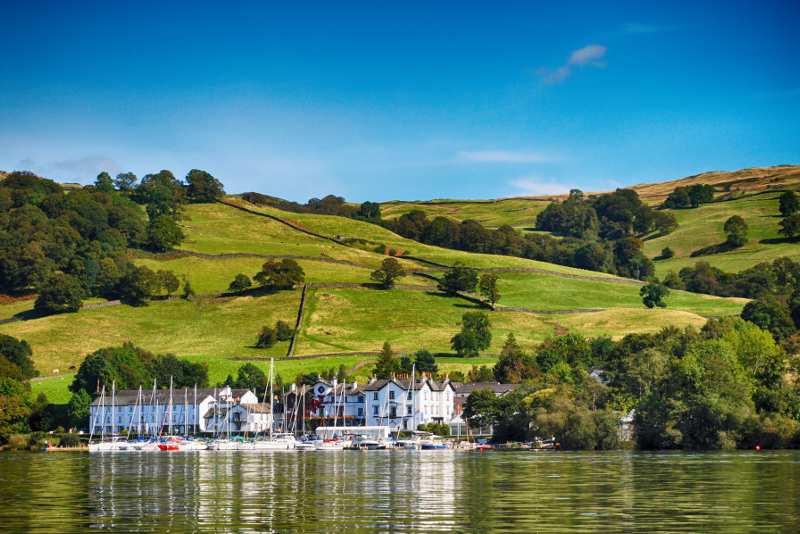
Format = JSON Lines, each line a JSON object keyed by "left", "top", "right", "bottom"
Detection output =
{"left": 167, "top": 376, "right": 172, "bottom": 436}
{"left": 301, "top": 386, "right": 305, "bottom": 436}
{"left": 150, "top": 379, "right": 156, "bottom": 438}
{"left": 194, "top": 383, "right": 197, "bottom": 436}
{"left": 411, "top": 364, "right": 415, "bottom": 432}
{"left": 112, "top": 380, "right": 116, "bottom": 436}
{"left": 269, "top": 358, "right": 274, "bottom": 439}
{"left": 184, "top": 387, "right": 188, "bottom": 437}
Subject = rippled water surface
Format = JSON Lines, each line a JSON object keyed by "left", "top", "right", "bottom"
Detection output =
{"left": 0, "top": 450, "right": 798, "bottom": 532}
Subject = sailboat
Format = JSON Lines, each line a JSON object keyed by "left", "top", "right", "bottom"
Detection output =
{"left": 88, "top": 381, "right": 132, "bottom": 452}
{"left": 252, "top": 359, "right": 297, "bottom": 451}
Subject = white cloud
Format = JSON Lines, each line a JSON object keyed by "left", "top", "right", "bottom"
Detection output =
{"left": 508, "top": 176, "right": 573, "bottom": 196}
{"left": 537, "top": 44, "right": 607, "bottom": 84}
{"left": 459, "top": 150, "right": 553, "bottom": 164}
{"left": 568, "top": 44, "right": 608, "bottom": 67}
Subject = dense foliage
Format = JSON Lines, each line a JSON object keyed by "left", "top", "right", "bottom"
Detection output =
{"left": 464, "top": 320, "right": 800, "bottom": 449}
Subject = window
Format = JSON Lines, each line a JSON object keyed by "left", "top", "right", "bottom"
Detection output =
{"left": 390, "top": 407, "right": 397, "bottom": 418}
{"left": 407, "top": 406, "right": 412, "bottom": 415}
{"left": 373, "top": 392, "right": 378, "bottom": 400}
{"left": 373, "top": 406, "right": 379, "bottom": 415}
{"left": 389, "top": 391, "right": 395, "bottom": 400}
{"left": 358, "top": 396, "right": 364, "bottom": 403}
{"left": 358, "top": 408, "right": 363, "bottom": 416}
{"left": 407, "top": 391, "right": 412, "bottom": 400}
{"left": 447, "top": 393, "right": 450, "bottom": 401}
{"left": 424, "top": 391, "right": 428, "bottom": 400}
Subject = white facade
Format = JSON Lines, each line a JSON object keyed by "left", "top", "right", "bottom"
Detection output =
{"left": 203, "top": 403, "right": 272, "bottom": 434}
{"left": 89, "top": 386, "right": 258, "bottom": 435}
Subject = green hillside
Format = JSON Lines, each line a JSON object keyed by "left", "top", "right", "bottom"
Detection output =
{"left": 644, "top": 191, "right": 800, "bottom": 277}
{"left": 380, "top": 198, "right": 550, "bottom": 228}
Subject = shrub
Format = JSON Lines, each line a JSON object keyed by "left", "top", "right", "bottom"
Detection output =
{"left": 257, "top": 326, "right": 277, "bottom": 349}
{"left": 7, "top": 434, "right": 27, "bottom": 450}
{"left": 661, "top": 247, "right": 675, "bottom": 259}
{"left": 60, "top": 433, "right": 80, "bottom": 448}
{"left": 275, "top": 320, "right": 295, "bottom": 342}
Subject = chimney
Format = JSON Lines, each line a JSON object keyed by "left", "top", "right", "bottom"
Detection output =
{"left": 332, "top": 377, "right": 338, "bottom": 388}
{"left": 290, "top": 383, "right": 296, "bottom": 393}
{"left": 352, "top": 381, "right": 357, "bottom": 388}
{"left": 445, "top": 373, "right": 449, "bottom": 380}
{"left": 369, "top": 376, "right": 376, "bottom": 384}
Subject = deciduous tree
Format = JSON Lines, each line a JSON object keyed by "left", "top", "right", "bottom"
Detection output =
{"left": 370, "top": 257, "right": 406, "bottom": 289}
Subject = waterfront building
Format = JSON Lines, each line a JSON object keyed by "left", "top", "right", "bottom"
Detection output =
{"left": 88, "top": 386, "right": 258, "bottom": 435}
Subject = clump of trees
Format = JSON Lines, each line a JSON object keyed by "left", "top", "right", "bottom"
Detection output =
{"left": 662, "top": 183, "right": 716, "bottom": 209}
{"left": 240, "top": 193, "right": 382, "bottom": 222}
{"left": 463, "top": 320, "right": 800, "bottom": 449}
{"left": 724, "top": 215, "right": 749, "bottom": 249}
{"left": 640, "top": 282, "right": 670, "bottom": 308}
{"left": 256, "top": 320, "right": 295, "bottom": 349}
{"left": 778, "top": 191, "right": 800, "bottom": 240}
{"left": 254, "top": 259, "right": 305, "bottom": 290}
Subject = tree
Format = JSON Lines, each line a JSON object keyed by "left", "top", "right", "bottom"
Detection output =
{"left": 370, "top": 257, "right": 406, "bottom": 289}
{"left": 779, "top": 190, "right": 799, "bottom": 217}
{"left": 467, "top": 365, "right": 495, "bottom": 382}
{"left": 463, "top": 388, "right": 502, "bottom": 429}
{"left": 373, "top": 341, "right": 401, "bottom": 379}
{"left": 234, "top": 363, "right": 266, "bottom": 391}
{"left": 157, "top": 269, "right": 180, "bottom": 297}
{"left": 741, "top": 300, "right": 796, "bottom": 341}
{"left": 254, "top": 259, "right": 305, "bottom": 290}
{"left": 778, "top": 213, "right": 800, "bottom": 239}
{"left": 688, "top": 184, "right": 715, "bottom": 208}
{"left": 96, "top": 258, "right": 122, "bottom": 298}
{"left": 185, "top": 169, "right": 225, "bottom": 203}
{"left": 113, "top": 172, "right": 138, "bottom": 193}
{"left": 661, "top": 247, "right": 675, "bottom": 259}
{"left": 34, "top": 273, "right": 83, "bottom": 314}
{"left": 724, "top": 215, "right": 749, "bottom": 248}
{"left": 146, "top": 215, "right": 185, "bottom": 252}
{"left": 478, "top": 273, "right": 500, "bottom": 306}
{"left": 357, "top": 201, "right": 381, "bottom": 220}
{"left": 654, "top": 211, "right": 679, "bottom": 235}
{"left": 493, "top": 333, "right": 539, "bottom": 383}
{"left": 94, "top": 172, "right": 114, "bottom": 194}
{"left": 69, "top": 345, "right": 152, "bottom": 394}
{"left": 451, "top": 311, "right": 492, "bottom": 357}
{"left": 0, "top": 335, "right": 36, "bottom": 378}
{"left": 640, "top": 283, "right": 670, "bottom": 309}
{"left": 414, "top": 350, "right": 438, "bottom": 375}
{"left": 275, "top": 320, "right": 295, "bottom": 342}
{"left": 257, "top": 326, "right": 278, "bottom": 349}
{"left": 182, "top": 276, "right": 196, "bottom": 298}
{"left": 119, "top": 265, "right": 159, "bottom": 306}
{"left": 438, "top": 262, "right": 479, "bottom": 294}
{"left": 67, "top": 389, "right": 92, "bottom": 428}
{"left": 228, "top": 273, "right": 252, "bottom": 293}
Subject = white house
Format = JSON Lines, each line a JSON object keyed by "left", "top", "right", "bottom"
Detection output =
{"left": 361, "top": 375, "right": 455, "bottom": 431}
{"left": 202, "top": 402, "right": 272, "bottom": 434}
{"left": 89, "top": 386, "right": 259, "bottom": 435}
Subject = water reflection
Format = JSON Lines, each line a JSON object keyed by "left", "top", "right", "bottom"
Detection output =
{"left": 0, "top": 450, "right": 798, "bottom": 532}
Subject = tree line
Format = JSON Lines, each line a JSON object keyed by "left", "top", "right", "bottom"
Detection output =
{"left": 0, "top": 169, "right": 224, "bottom": 315}
{"left": 464, "top": 318, "right": 800, "bottom": 449}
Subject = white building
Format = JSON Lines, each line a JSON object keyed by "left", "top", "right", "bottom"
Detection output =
{"left": 89, "top": 386, "right": 258, "bottom": 435}
{"left": 202, "top": 402, "right": 272, "bottom": 434}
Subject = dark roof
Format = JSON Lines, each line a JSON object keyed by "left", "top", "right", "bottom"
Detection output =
{"left": 588, "top": 366, "right": 607, "bottom": 375}
{"left": 90, "top": 388, "right": 253, "bottom": 407}
{"left": 241, "top": 403, "right": 272, "bottom": 414}
{"left": 451, "top": 382, "right": 518, "bottom": 395}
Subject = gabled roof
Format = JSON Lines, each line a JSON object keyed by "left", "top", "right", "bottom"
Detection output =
{"left": 361, "top": 377, "right": 452, "bottom": 392}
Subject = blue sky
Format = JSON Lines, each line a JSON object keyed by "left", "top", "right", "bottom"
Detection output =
{"left": 1, "top": 1, "right": 798, "bottom": 203}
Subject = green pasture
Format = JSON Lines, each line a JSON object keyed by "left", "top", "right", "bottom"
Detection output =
{"left": 380, "top": 198, "right": 549, "bottom": 227}
{"left": 230, "top": 198, "right": 618, "bottom": 277}
{"left": 0, "top": 292, "right": 303, "bottom": 373}
{"left": 132, "top": 255, "right": 392, "bottom": 295}
{"left": 296, "top": 287, "right": 557, "bottom": 356}
{"left": 644, "top": 193, "right": 800, "bottom": 276}
{"left": 487, "top": 272, "right": 748, "bottom": 316}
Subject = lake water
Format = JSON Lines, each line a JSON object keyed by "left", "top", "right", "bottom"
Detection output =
{"left": 0, "top": 449, "right": 798, "bottom": 532}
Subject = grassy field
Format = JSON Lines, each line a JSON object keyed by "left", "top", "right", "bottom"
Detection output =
{"left": 489, "top": 272, "right": 748, "bottom": 316}
{"left": 228, "top": 198, "right": 619, "bottom": 277}
{"left": 380, "top": 198, "right": 550, "bottom": 227}
{"left": 644, "top": 192, "right": 800, "bottom": 277}
{"left": 132, "top": 255, "right": 394, "bottom": 295}
{"left": 556, "top": 308, "right": 709, "bottom": 338}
